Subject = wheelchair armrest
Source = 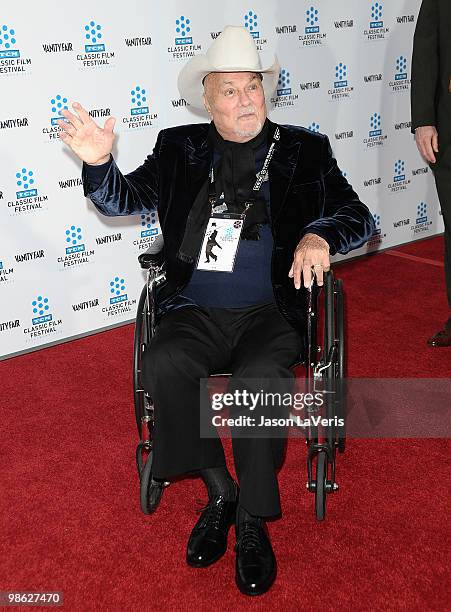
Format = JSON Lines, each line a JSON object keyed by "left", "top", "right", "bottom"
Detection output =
{"left": 138, "top": 235, "right": 165, "bottom": 269}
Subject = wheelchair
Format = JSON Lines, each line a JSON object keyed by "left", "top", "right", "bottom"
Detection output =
{"left": 133, "top": 238, "right": 346, "bottom": 521}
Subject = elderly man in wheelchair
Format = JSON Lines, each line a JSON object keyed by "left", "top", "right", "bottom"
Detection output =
{"left": 60, "top": 26, "right": 373, "bottom": 597}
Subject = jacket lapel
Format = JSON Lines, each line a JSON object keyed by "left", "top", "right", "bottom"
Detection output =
{"left": 184, "top": 125, "right": 211, "bottom": 200}
{"left": 268, "top": 121, "right": 301, "bottom": 222}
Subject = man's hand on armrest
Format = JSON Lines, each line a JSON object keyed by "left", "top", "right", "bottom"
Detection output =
{"left": 288, "top": 233, "right": 330, "bottom": 289}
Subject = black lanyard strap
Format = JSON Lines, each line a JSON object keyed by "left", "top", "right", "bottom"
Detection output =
{"left": 208, "top": 126, "right": 280, "bottom": 213}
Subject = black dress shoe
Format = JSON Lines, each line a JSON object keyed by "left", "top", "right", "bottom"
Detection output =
{"left": 186, "top": 493, "right": 238, "bottom": 568}
{"left": 235, "top": 519, "right": 276, "bottom": 596}
{"left": 427, "top": 327, "right": 451, "bottom": 347}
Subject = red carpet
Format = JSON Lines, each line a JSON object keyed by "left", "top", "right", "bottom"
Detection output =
{"left": 1, "top": 236, "right": 450, "bottom": 610}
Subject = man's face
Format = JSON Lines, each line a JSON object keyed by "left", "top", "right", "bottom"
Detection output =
{"left": 203, "top": 72, "right": 267, "bottom": 143}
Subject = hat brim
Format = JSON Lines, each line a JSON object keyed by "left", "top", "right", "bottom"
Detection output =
{"left": 178, "top": 52, "right": 280, "bottom": 109}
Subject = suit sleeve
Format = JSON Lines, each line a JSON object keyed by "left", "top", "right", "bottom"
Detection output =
{"left": 82, "top": 130, "right": 163, "bottom": 216}
{"left": 411, "top": 0, "right": 439, "bottom": 131}
{"left": 299, "top": 136, "right": 375, "bottom": 256}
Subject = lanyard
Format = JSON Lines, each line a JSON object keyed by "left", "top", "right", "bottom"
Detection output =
{"left": 208, "top": 126, "right": 280, "bottom": 217}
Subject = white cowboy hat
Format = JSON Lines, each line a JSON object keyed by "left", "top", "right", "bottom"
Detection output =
{"left": 178, "top": 25, "right": 280, "bottom": 109}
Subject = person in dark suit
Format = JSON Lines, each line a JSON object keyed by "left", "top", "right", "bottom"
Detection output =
{"left": 57, "top": 26, "right": 373, "bottom": 596}
{"left": 412, "top": 0, "right": 451, "bottom": 346}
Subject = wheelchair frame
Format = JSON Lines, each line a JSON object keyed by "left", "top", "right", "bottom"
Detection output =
{"left": 133, "top": 246, "right": 346, "bottom": 521}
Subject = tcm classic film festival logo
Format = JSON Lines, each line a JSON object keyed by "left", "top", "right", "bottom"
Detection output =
{"left": 57, "top": 225, "right": 95, "bottom": 269}
{"left": 24, "top": 295, "right": 63, "bottom": 340}
{"left": 77, "top": 20, "right": 115, "bottom": 68}
{"left": 0, "top": 23, "right": 32, "bottom": 76}
{"left": 41, "top": 94, "right": 69, "bottom": 142}
{"left": 0, "top": 257, "right": 14, "bottom": 285}
{"left": 387, "top": 159, "right": 411, "bottom": 194}
{"left": 299, "top": 5, "right": 327, "bottom": 46}
{"left": 243, "top": 10, "right": 268, "bottom": 50}
{"left": 102, "top": 275, "right": 136, "bottom": 318}
{"left": 120, "top": 84, "right": 157, "bottom": 130}
{"left": 0, "top": 261, "right": 20, "bottom": 335}
{"left": 168, "top": 15, "right": 201, "bottom": 60}
{"left": 368, "top": 212, "right": 386, "bottom": 248}
{"left": 133, "top": 212, "right": 159, "bottom": 252}
{"left": 364, "top": 2, "right": 389, "bottom": 41}
{"left": 411, "top": 202, "right": 432, "bottom": 236}
{"left": 328, "top": 62, "right": 353, "bottom": 101}
{"left": 6, "top": 167, "right": 48, "bottom": 215}
{"left": 363, "top": 113, "right": 387, "bottom": 148}
{"left": 270, "top": 68, "right": 299, "bottom": 109}
{"left": 389, "top": 55, "right": 411, "bottom": 92}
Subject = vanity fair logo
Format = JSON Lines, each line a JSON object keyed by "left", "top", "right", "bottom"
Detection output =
{"left": 334, "top": 18, "right": 354, "bottom": 29}
{"left": 274, "top": 24, "right": 297, "bottom": 36}
{"left": 124, "top": 35, "right": 152, "bottom": 47}
{"left": 171, "top": 97, "right": 188, "bottom": 109}
{"left": 0, "top": 116, "right": 28, "bottom": 130}
{"left": 363, "top": 175, "right": 382, "bottom": 188}
{"left": 0, "top": 316, "right": 20, "bottom": 334}
{"left": 14, "top": 249, "right": 45, "bottom": 266}
{"left": 396, "top": 14, "right": 415, "bottom": 24}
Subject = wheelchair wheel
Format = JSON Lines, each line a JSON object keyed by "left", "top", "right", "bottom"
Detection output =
{"left": 324, "top": 271, "right": 335, "bottom": 359}
{"left": 140, "top": 447, "right": 155, "bottom": 515}
{"left": 335, "top": 278, "right": 346, "bottom": 453}
{"left": 138, "top": 444, "right": 166, "bottom": 515}
{"left": 133, "top": 284, "right": 148, "bottom": 437}
{"left": 315, "top": 452, "right": 327, "bottom": 521}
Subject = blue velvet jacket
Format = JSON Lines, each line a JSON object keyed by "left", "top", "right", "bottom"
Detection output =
{"left": 83, "top": 120, "right": 374, "bottom": 334}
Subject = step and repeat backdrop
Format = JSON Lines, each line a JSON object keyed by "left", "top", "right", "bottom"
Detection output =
{"left": 0, "top": 0, "right": 440, "bottom": 359}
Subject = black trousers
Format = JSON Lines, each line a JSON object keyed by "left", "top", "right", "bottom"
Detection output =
{"left": 141, "top": 302, "right": 303, "bottom": 517}
{"left": 433, "top": 147, "right": 451, "bottom": 325}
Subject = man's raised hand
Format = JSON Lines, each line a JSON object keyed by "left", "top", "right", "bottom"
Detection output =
{"left": 57, "top": 102, "right": 116, "bottom": 165}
